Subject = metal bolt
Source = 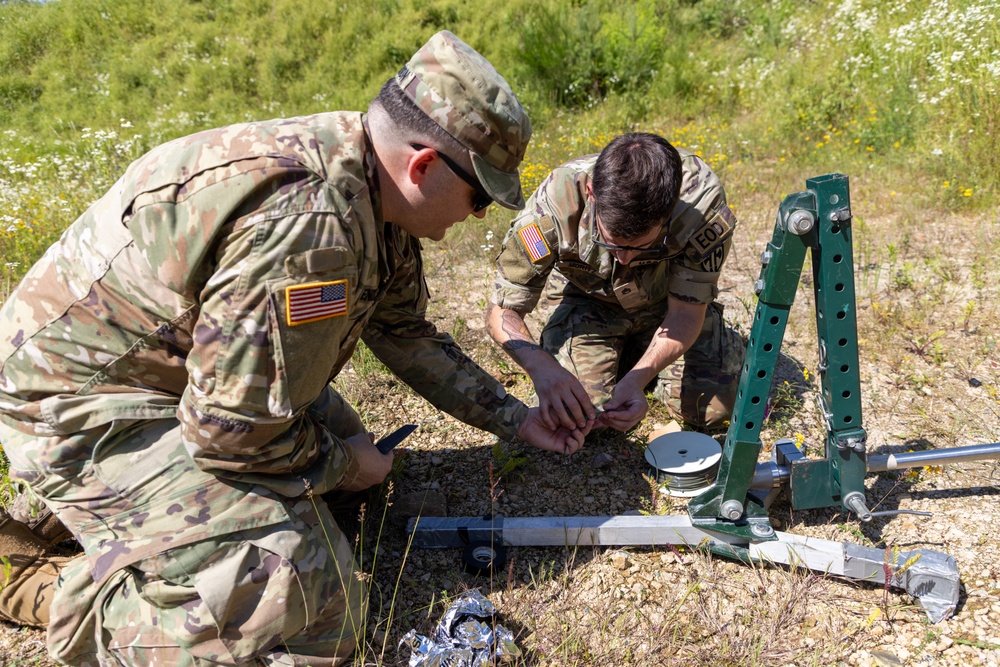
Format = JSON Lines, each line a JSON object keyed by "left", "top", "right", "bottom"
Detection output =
{"left": 753, "top": 279, "right": 765, "bottom": 295}
{"left": 844, "top": 492, "right": 873, "bottom": 522}
{"left": 830, "top": 207, "right": 852, "bottom": 222}
{"left": 760, "top": 250, "right": 773, "bottom": 266}
{"left": 786, "top": 210, "right": 815, "bottom": 235}
{"left": 721, "top": 500, "right": 744, "bottom": 521}
{"left": 750, "top": 522, "right": 775, "bottom": 538}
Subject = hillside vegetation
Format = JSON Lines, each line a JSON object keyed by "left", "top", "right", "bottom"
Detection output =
{"left": 2, "top": 0, "right": 999, "bottom": 293}
{"left": 2, "top": 2, "right": 1000, "bottom": 665}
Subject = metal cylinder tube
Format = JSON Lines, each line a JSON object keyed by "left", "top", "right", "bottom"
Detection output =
{"left": 746, "top": 442, "right": 1000, "bottom": 492}
{"left": 867, "top": 443, "right": 1000, "bottom": 472}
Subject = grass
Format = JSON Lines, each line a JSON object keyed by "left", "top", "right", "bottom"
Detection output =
{"left": 3, "top": 0, "right": 1000, "bottom": 665}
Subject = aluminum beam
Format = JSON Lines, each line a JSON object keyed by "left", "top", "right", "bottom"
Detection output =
{"left": 408, "top": 514, "right": 959, "bottom": 623}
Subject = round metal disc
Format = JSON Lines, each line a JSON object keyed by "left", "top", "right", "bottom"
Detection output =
{"left": 644, "top": 431, "right": 722, "bottom": 497}
{"left": 644, "top": 431, "right": 722, "bottom": 473}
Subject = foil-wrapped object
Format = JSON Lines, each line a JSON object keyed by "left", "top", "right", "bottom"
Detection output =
{"left": 400, "top": 589, "right": 521, "bottom": 666}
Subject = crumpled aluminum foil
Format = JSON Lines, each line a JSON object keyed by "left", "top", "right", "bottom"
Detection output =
{"left": 400, "top": 589, "right": 521, "bottom": 666}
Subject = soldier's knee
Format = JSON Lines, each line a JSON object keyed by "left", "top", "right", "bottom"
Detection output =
{"left": 656, "top": 373, "right": 738, "bottom": 432}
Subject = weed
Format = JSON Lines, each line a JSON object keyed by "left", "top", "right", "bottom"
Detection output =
{"left": 491, "top": 441, "right": 529, "bottom": 480}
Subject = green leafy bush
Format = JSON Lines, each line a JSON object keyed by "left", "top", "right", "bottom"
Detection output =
{"left": 518, "top": 0, "right": 668, "bottom": 110}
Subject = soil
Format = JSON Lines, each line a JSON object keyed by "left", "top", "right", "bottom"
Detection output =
{"left": 2, "top": 176, "right": 999, "bottom": 666}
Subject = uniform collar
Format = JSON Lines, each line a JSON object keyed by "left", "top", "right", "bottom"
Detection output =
{"left": 361, "top": 114, "right": 383, "bottom": 227}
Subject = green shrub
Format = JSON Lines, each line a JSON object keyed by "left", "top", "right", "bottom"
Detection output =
{"left": 517, "top": 0, "right": 667, "bottom": 111}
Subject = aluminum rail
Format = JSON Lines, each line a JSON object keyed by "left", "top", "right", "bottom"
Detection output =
{"left": 408, "top": 514, "right": 959, "bottom": 623}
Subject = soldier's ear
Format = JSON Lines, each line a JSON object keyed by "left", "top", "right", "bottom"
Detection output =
{"left": 406, "top": 146, "right": 436, "bottom": 186}
{"left": 586, "top": 182, "right": 594, "bottom": 201}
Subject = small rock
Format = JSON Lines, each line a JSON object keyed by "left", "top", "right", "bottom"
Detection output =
{"left": 591, "top": 452, "right": 615, "bottom": 469}
{"left": 610, "top": 551, "right": 630, "bottom": 570}
{"left": 934, "top": 636, "right": 954, "bottom": 652}
{"left": 391, "top": 491, "right": 448, "bottom": 521}
{"left": 871, "top": 648, "right": 903, "bottom": 666}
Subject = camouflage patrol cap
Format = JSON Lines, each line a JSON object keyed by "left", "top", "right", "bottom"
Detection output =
{"left": 397, "top": 31, "right": 532, "bottom": 210}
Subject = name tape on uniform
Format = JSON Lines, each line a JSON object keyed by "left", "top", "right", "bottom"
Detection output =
{"left": 286, "top": 279, "right": 348, "bottom": 326}
{"left": 518, "top": 222, "right": 550, "bottom": 262}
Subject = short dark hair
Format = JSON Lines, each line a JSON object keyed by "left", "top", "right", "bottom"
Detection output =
{"left": 372, "top": 78, "right": 465, "bottom": 155}
{"left": 591, "top": 132, "right": 682, "bottom": 240}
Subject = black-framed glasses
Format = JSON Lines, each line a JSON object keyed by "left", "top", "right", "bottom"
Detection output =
{"left": 410, "top": 143, "right": 493, "bottom": 212}
{"left": 591, "top": 217, "right": 668, "bottom": 253}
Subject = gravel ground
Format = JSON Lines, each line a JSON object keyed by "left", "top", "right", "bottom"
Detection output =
{"left": 3, "top": 177, "right": 999, "bottom": 666}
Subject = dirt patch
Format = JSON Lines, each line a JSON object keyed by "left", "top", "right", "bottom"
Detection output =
{"left": 3, "top": 179, "right": 999, "bottom": 666}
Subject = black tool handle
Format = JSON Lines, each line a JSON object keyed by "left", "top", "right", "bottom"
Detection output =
{"left": 375, "top": 423, "right": 418, "bottom": 454}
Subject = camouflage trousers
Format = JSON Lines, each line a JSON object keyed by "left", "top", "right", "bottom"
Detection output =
{"left": 540, "top": 299, "right": 745, "bottom": 430}
{"left": 5, "top": 387, "right": 366, "bottom": 666}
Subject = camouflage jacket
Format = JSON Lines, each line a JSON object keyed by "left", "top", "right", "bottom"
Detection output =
{"left": 491, "top": 150, "right": 737, "bottom": 314}
{"left": 0, "top": 112, "right": 526, "bottom": 497}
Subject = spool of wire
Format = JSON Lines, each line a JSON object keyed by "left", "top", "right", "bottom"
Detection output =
{"left": 644, "top": 431, "right": 722, "bottom": 497}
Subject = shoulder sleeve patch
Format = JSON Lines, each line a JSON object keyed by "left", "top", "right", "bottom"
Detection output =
{"left": 688, "top": 205, "right": 737, "bottom": 260}
{"left": 286, "top": 279, "right": 349, "bottom": 326}
{"left": 517, "top": 222, "right": 551, "bottom": 262}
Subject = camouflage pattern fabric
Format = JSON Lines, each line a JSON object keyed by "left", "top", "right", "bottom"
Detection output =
{"left": 492, "top": 150, "right": 738, "bottom": 315}
{"left": 42, "top": 400, "right": 364, "bottom": 666}
{"left": 397, "top": 31, "right": 531, "bottom": 209}
{"left": 492, "top": 150, "right": 743, "bottom": 428}
{"left": 0, "top": 110, "right": 527, "bottom": 660}
{"left": 540, "top": 299, "right": 744, "bottom": 430}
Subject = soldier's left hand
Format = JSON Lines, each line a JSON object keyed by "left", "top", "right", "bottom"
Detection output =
{"left": 599, "top": 380, "right": 649, "bottom": 432}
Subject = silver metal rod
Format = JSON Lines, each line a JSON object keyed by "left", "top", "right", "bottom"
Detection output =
{"left": 867, "top": 442, "right": 1000, "bottom": 472}
{"left": 749, "top": 462, "right": 788, "bottom": 489}
{"left": 746, "top": 442, "right": 1000, "bottom": 490}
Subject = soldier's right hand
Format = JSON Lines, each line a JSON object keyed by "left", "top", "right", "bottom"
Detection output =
{"left": 532, "top": 364, "right": 597, "bottom": 431}
{"left": 517, "top": 407, "right": 592, "bottom": 455}
{"left": 341, "top": 432, "right": 395, "bottom": 491}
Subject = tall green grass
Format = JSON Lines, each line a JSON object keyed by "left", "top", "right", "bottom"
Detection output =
{"left": 2, "top": 0, "right": 999, "bottom": 369}
{"left": 4, "top": 0, "right": 999, "bottom": 297}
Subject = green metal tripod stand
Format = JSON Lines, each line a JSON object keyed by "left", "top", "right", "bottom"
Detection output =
{"left": 689, "top": 173, "right": 872, "bottom": 540}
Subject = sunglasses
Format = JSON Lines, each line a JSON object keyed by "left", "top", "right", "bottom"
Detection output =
{"left": 410, "top": 143, "right": 493, "bottom": 212}
{"left": 591, "top": 217, "right": 668, "bottom": 253}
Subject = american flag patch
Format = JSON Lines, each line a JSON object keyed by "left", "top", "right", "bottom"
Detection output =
{"left": 518, "top": 222, "right": 550, "bottom": 262}
{"left": 285, "top": 280, "right": 348, "bottom": 326}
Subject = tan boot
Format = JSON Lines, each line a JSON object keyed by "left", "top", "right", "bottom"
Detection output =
{"left": 0, "top": 505, "right": 74, "bottom": 628}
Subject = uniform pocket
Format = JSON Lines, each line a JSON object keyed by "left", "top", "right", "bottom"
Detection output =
{"left": 265, "top": 264, "right": 359, "bottom": 413}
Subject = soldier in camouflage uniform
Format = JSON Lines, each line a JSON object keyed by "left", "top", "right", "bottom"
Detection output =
{"left": 0, "top": 31, "right": 593, "bottom": 666}
{"left": 487, "top": 133, "right": 745, "bottom": 434}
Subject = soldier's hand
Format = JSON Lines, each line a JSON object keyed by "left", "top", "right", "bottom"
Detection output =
{"left": 517, "top": 407, "right": 593, "bottom": 455}
{"left": 599, "top": 380, "right": 648, "bottom": 432}
{"left": 341, "top": 432, "right": 395, "bottom": 491}
{"left": 532, "top": 365, "right": 597, "bottom": 432}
